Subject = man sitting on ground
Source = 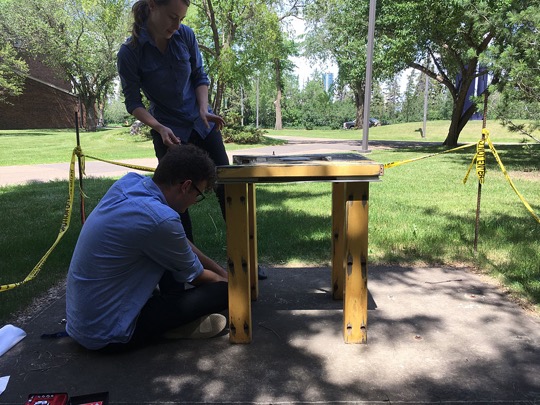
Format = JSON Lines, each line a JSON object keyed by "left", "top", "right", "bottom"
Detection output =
{"left": 66, "top": 145, "right": 228, "bottom": 353}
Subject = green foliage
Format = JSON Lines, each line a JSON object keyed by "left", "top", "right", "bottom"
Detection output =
{"left": 490, "top": 4, "right": 540, "bottom": 140}
{"left": 1, "top": 0, "right": 131, "bottom": 131}
{"left": 0, "top": 39, "right": 29, "bottom": 103}
{"left": 304, "top": 0, "right": 407, "bottom": 127}
{"left": 104, "top": 98, "right": 131, "bottom": 126}
{"left": 222, "top": 124, "right": 267, "bottom": 144}
{"left": 187, "top": 0, "right": 298, "bottom": 116}
{"left": 305, "top": 0, "right": 539, "bottom": 145}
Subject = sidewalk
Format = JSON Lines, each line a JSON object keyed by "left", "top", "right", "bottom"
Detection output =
{"left": 1, "top": 137, "right": 539, "bottom": 404}
{"left": 0, "top": 137, "right": 442, "bottom": 187}
{"left": 0, "top": 136, "right": 373, "bottom": 187}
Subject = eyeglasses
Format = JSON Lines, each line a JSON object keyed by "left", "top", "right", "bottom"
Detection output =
{"left": 191, "top": 182, "right": 206, "bottom": 203}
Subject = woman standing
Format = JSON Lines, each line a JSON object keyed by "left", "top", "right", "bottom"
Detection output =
{"left": 118, "top": 0, "right": 267, "bottom": 279}
{"left": 117, "top": 0, "right": 227, "bottom": 243}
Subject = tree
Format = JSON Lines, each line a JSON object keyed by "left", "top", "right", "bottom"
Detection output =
{"left": 304, "top": 0, "right": 405, "bottom": 130}
{"left": 383, "top": 77, "right": 401, "bottom": 123}
{"left": 379, "top": 0, "right": 539, "bottom": 146}
{"left": 300, "top": 74, "right": 332, "bottom": 129}
{"left": 188, "top": 0, "right": 299, "bottom": 127}
{"left": 0, "top": 39, "right": 28, "bottom": 104}
{"left": 491, "top": 3, "right": 540, "bottom": 143}
{"left": 402, "top": 70, "right": 422, "bottom": 123}
{"left": 1, "top": 0, "right": 131, "bottom": 131}
{"left": 370, "top": 82, "right": 386, "bottom": 122}
{"left": 304, "top": 0, "right": 538, "bottom": 145}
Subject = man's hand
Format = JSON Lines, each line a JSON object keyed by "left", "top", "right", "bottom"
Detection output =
{"left": 191, "top": 269, "right": 228, "bottom": 286}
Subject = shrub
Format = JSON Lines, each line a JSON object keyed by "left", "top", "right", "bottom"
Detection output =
{"left": 128, "top": 118, "right": 266, "bottom": 145}
{"left": 130, "top": 120, "right": 152, "bottom": 139}
{"left": 104, "top": 98, "right": 130, "bottom": 126}
{"left": 222, "top": 125, "right": 267, "bottom": 144}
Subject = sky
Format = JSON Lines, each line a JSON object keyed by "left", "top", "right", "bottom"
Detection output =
{"left": 287, "top": 17, "right": 409, "bottom": 92}
{"left": 288, "top": 18, "right": 337, "bottom": 88}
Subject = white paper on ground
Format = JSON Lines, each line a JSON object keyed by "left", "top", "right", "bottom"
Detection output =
{"left": 0, "top": 376, "right": 9, "bottom": 396}
{"left": 0, "top": 324, "right": 27, "bottom": 357}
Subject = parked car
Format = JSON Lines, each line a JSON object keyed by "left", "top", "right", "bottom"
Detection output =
{"left": 343, "top": 118, "right": 381, "bottom": 129}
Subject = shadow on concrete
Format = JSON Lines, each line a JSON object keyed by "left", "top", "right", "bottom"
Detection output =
{"left": 1, "top": 266, "right": 539, "bottom": 404}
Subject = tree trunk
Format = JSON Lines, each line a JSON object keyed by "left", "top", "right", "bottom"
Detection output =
{"left": 274, "top": 60, "right": 283, "bottom": 130}
{"left": 444, "top": 75, "right": 477, "bottom": 146}
{"left": 82, "top": 97, "right": 98, "bottom": 132}
{"left": 213, "top": 80, "right": 225, "bottom": 115}
{"left": 353, "top": 81, "right": 365, "bottom": 129}
{"left": 443, "top": 62, "right": 480, "bottom": 146}
{"left": 444, "top": 103, "right": 477, "bottom": 146}
{"left": 98, "top": 101, "right": 105, "bottom": 128}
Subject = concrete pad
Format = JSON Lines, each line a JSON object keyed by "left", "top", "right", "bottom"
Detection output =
{"left": 1, "top": 265, "right": 539, "bottom": 404}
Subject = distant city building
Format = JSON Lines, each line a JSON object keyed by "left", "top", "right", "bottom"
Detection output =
{"left": 323, "top": 72, "right": 334, "bottom": 93}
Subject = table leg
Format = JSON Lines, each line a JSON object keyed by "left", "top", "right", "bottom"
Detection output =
{"left": 331, "top": 183, "right": 346, "bottom": 300}
{"left": 248, "top": 183, "right": 258, "bottom": 300}
{"left": 343, "top": 182, "right": 369, "bottom": 344}
{"left": 225, "top": 183, "right": 252, "bottom": 343}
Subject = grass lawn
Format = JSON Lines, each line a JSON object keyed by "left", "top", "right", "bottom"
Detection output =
{"left": 265, "top": 119, "right": 537, "bottom": 144}
{"left": 1, "top": 121, "right": 539, "bottom": 323}
{"left": 0, "top": 120, "right": 535, "bottom": 167}
{"left": 0, "top": 127, "right": 282, "bottom": 166}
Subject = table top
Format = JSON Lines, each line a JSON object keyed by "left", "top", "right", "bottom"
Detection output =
{"left": 217, "top": 153, "right": 384, "bottom": 183}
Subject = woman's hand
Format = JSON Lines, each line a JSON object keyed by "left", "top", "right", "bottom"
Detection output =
{"left": 200, "top": 110, "right": 226, "bottom": 131}
{"left": 157, "top": 125, "right": 180, "bottom": 147}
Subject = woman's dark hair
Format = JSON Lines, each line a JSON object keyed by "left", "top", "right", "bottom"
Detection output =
{"left": 153, "top": 144, "right": 216, "bottom": 191}
{"left": 130, "top": 0, "right": 191, "bottom": 47}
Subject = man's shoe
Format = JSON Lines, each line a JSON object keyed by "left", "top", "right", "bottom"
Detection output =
{"left": 258, "top": 265, "right": 268, "bottom": 280}
{"left": 162, "top": 314, "right": 227, "bottom": 339}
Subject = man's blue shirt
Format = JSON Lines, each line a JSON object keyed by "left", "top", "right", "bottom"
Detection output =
{"left": 117, "top": 24, "right": 212, "bottom": 142}
{"left": 66, "top": 173, "right": 203, "bottom": 350}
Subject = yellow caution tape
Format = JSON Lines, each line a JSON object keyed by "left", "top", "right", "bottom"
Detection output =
{"left": 0, "top": 147, "right": 78, "bottom": 292}
{"left": 476, "top": 139, "right": 486, "bottom": 184}
{"left": 76, "top": 148, "right": 155, "bottom": 173}
{"left": 3, "top": 138, "right": 536, "bottom": 292}
{"left": 485, "top": 136, "right": 540, "bottom": 224}
{"left": 0, "top": 146, "right": 155, "bottom": 292}
{"left": 384, "top": 143, "right": 475, "bottom": 169}
{"left": 0, "top": 148, "right": 155, "bottom": 292}
{"left": 463, "top": 129, "right": 539, "bottom": 224}
{"left": 464, "top": 128, "right": 489, "bottom": 185}
{"left": 463, "top": 152, "right": 477, "bottom": 185}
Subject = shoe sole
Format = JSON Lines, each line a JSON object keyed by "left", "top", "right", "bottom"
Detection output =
{"left": 163, "top": 314, "right": 227, "bottom": 340}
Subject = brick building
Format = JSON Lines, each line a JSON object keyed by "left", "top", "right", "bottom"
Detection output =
{"left": 0, "top": 58, "right": 81, "bottom": 130}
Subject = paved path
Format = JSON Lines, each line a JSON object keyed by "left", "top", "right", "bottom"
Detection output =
{"left": 0, "top": 136, "right": 375, "bottom": 187}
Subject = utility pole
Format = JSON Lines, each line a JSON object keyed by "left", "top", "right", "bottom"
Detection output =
{"left": 361, "top": 0, "right": 377, "bottom": 153}
{"left": 256, "top": 75, "right": 260, "bottom": 128}
{"left": 422, "top": 63, "right": 429, "bottom": 138}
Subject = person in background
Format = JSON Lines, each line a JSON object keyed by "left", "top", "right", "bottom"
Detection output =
{"left": 117, "top": 0, "right": 267, "bottom": 279}
{"left": 66, "top": 145, "right": 228, "bottom": 353}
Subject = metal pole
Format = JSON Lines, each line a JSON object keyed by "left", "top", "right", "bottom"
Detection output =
{"left": 422, "top": 64, "right": 429, "bottom": 138}
{"left": 256, "top": 75, "right": 260, "bottom": 129}
{"left": 75, "top": 111, "right": 86, "bottom": 224}
{"left": 240, "top": 86, "right": 244, "bottom": 127}
{"left": 361, "top": 0, "right": 377, "bottom": 153}
{"left": 474, "top": 92, "right": 489, "bottom": 252}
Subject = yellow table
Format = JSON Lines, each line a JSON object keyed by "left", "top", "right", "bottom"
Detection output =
{"left": 217, "top": 154, "right": 384, "bottom": 344}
